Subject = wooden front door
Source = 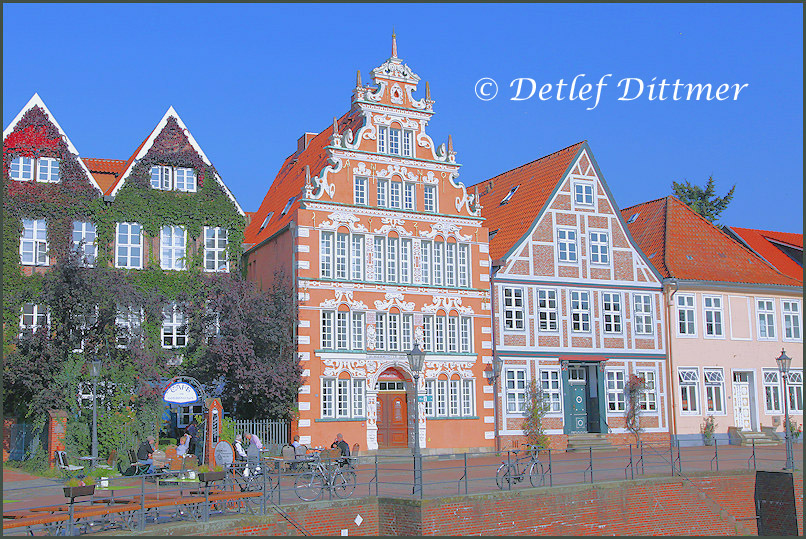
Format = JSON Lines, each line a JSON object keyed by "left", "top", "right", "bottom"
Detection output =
{"left": 733, "top": 372, "right": 753, "bottom": 430}
{"left": 376, "top": 393, "right": 408, "bottom": 448}
{"left": 567, "top": 367, "right": 588, "bottom": 433}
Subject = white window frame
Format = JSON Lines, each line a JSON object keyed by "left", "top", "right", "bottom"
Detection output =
{"left": 636, "top": 370, "right": 657, "bottom": 413}
{"left": 676, "top": 294, "right": 696, "bottom": 336}
{"left": 782, "top": 300, "right": 802, "bottom": 342}
{"left": 389, "top": 180, "right": 402, "bottom": 209}
{"left": 505, "top": 368, "right": 527, "bottom": 414}
{"left": 503, "top": 287, "right": 525, "bottom": 331}
{"left": 435, "top": 315, "right": 446, "bottom": 352}
{"left": 458, "top": 244, "right": 470, "bottom": 288}
{"left": 401, "top": 314, "right": 413, "bottom": 351}
{"left": 756, "top": 298, "right": 776, "bottom": 340}
{"left": 445, "top": 242, "right": 457, "bottom": 287}
{"left": 321, "top": 378, "right": 335, "bottom": 418}
{"left": 20, "top": 218, "right": 49, "bottom": 266}
{"left": 376, "top": 312, "right": 386, "bottom": 351}
{"left": 571, "top": 290, "right": 591, "bottom": 333}
{"left": 704, "top": 368, "right": 726, "bottom": 414}
{"left": 36, "top": 157, "right": 60, "bottom": 183}
{"left": 387, "top": 237, "right": 398, "bottom": 283}
{"left": 150, "top": 165, "right": 196, "bottom": 192}
{"left": 116, "top": 305, "right": 143, "bottom": 348}
{"left": 377, "top": 179, "right": 388, "bottom": 208}
{"left": 352, "top": 378, "right": 365, "bottom": 417}
{"left": 10, "top": 156, "right": 35, "bottom": 181}
{"left": 203, "top": 226, "right": 229, "bottom": 272}
{"left": 573, "top": 182, "right": 594, "bottom": 206}
{"left": 460, "top": 316, "right": 472, "bottom": 353}
{"left": 432, "top": 242, "right": 444, "bottom": 286}
{"left": 335, "top": 233, "right": 349, "bottom": 280}
{"left": 354, "top": 176, "right": 368, "bottom": 206}
{"left": 174, "top": 167, "right": 197, "bottom": 192}
{"left": 557, "top": 228, "right": 578, "bottom": 263}
{"left": 352, "top": 312, "right": 365, "bottom": 350}
{"left": 336, "top": 311, "right": 349, "bottom": 350}
{"left": 351, "top": 235, "right": 364, "bottom": 281}
{"left": 403, "top": 182, "right": 416, "bottom": 211}
{"left": 387, "top": 312, "right": 399, "bottom": 351}
{"left": 678, "top": 368, "right": 700, "bottom": 415}
{"left": 424, "top": 380, "right": 436, "bottom": 416}
{"left": 160, "top": 225, "right": 187, "bottom": 270}
{"left": 606, "top": 369, "right": 626, "bottom": 413}
{"left": 320, "top": 232, "right": 334, "bottom": 279}
{"left": 589, "top": 231, "right": 610, "bottom": 265}
{"left": 633, "top": 294, "right": 654, "bottom": 335}
{"left": 422, "top": 315, "right": 433, "bottom": 352}
{"left": 420, "top": 240, "right": 431, "bottom": 285}
{"left": 115, "top": 222, "right": 143, "bottom": 269}
{"left": 400, "top": 239, "right": 411, "bottom": 284}
{"left": 436, "top": 379, "right": 448, "bottom": 416}
{"left": 71, "top": 221, "right": 96, "bottom": 268}
{"left": 321, "top": 311, "right": 334, "bottom": 349}
{"left": 540, "top": 369, "right": 562, "bottom": 413}
{"left": 373, "top": 237, "right": 385, "bottom": 282}
{"left": 602, "top": 292, "right": 622, "bottom": 334}
{"left": 20, "top": 303, "right": 48, "bottom": 332}
{"left": 447, "top": 316, "right": 459, "bottom": 353}
{"left": 763, "top": 369, "right": 783, "bottom": 414}
{"left": 787, "top": 370, "right": 803, "bottom": 414}
{"left": 449, "top": 379, "right": 460, "bottom": 416}
{"left": 703, "top": 295, "right": 724, "bottom": 338}
{"left": 461, "top": 379, "right": 475, "bottom": 416}
{"left": 424, "top": 184, "right": 436, "bottom": 213}
{"left": 537, "top": 288, "right": 558, "bottom": 332}
{"left": 161, "top": 303, "right": 188, "bottom": 349}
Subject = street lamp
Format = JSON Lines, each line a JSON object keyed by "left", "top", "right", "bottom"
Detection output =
{"left": 87, "top": 358, "right": 102, "bottom": 467}
{"left": 407, "top": 343, "right": 425, "bottom": 496}
{"left": 776, "top": 348, "right": 794, "bottom": 471}
{"left": 486, "top": 356, "right": 504, "bottom": 452}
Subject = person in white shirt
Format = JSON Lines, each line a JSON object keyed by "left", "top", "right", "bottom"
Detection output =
{"left": 234, "top": 434, "right": 247, "bottom": 462}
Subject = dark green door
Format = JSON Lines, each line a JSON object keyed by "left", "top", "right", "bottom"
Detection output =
{"left": 569, "top": 382, "right": 588, "bottom": 433}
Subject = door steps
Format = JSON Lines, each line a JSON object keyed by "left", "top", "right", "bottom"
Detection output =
{"left": 728, "top": 426, "right": 782, "bottom": 446}
{"left": 565, "top": 433, "right": 618, "bottom": 452}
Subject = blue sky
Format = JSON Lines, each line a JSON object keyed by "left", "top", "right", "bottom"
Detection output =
{"left": 3, "top": 4, "right": 803, "bottom": 232}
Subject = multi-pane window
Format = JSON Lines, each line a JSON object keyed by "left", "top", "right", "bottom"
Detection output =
{"left": 336, "top": 312, "right": 349, "bottom": 349}
{"left": 633, "top": 294, "right": 653, "bottom": 334}
{"left": 376, "top": 313, "right": 386, "bottom": 351}
{"left": 435, "top": 316, "right": 446, "bottom": 352}
{"left": 637, "top": 371, "right": 657, "bottom": 412}
{"left": 424, "top": 185, "right": 436, "bottom": 213}
{"left": 757, "top": 299, "right": 776, "bottom": 339}
{"left": 677, "top": 295, "right": 696, "bottom": 335}
{"left": 403, "top": 130, "right": 414, "bottom": 157}
{"left": 388, "top": 128, "right": 400, "bottom": 155}
{"left": 354, "top": 176, "right": 367, "bottom": 205}
{"left": 377, "top": 179, "right": 388, "bottom": 207}
{"left": 678, "top": 368, "right": 700, "bottom": 414}
{"left": 763, "top": 370, "right": 782, "bottom": 414}
{"left": 10, "top": 156, "right": 59, "bottom": 182}
{"left": 462, "top": 380, "right": 474, "bottom": 416}
{"left": 537, "top": 289, "right": 558, "bottom": 331}
{"left": 335, "top": 233, "right": 349, "bottom": 280}
{"left": 423, "top": 379, "right": 474, "bottom": 418}
{"left": 160, "top": 226, "right": 187, "bottom": 270}
{"left": 73, "top": 221, "right": 98, "bottom": 267}
{"left": 352, "top": 379, "right": 365, "bottom": 417}
{"left": 571, "top": 291, "right": 591, "bottom": 332}
{"left": 377, "top": 127, "right": 413, "bottom": 157}
{"left": 505, "top": 369, "right": 527, "bottom": 413}
{"left": 436, "top": 380, "right": 448, "bottom": 416}
{"left": 602, "top": 292, "right": 622, "bottom": 333}
{"left": 421, "top": 240, "right": 431, "bottom": 285}
{"left": 400, "top": 239, "right": 411, "bottom": 283}
{"left": 378, "top": 127, "right": 387, "bottom": 154}
{"left": 540, "top": 370, "right": 562, "bottom": 412}
{"left": 458, "top": 244, "right": 470, "bottom": 288}
{"left": 460, "top": 317, "right": 472, "bottom": 353}
{"left": 574, "top": 183, "right": 594, "bottom": 205}
{"left": 783, "top": 300, "right": 802, "bottom": 340}
{"left": 337, "top": 379, "right": 350, "bottom": 417}
{"left": 387, "top": 238, "right": 398, "bottom": 282}
{"left": 321, "top": 379, "right": 335, "bottom": 418}
{"left": 389, "top": 181, "right": 401, "bottom": 209}
{"left": 403, "top": 182, "right": 416, "bottom": 210}
{"left": 373, "top": 237, "right": 385, "bottom": 282}
{"left": 401, "top": 314, "right": 413, "bottom": 351}
{"left": 422, "top": 315, "right": 433, "bottom": 352}
{"left": 433, "top": 242, "right": 444, "bottom": 286}
{"left": 116, "top": 305, "right": 143, "bottom": 348}
{"left": 704, "top": 368, "right": 725, "bottom": 414}
{"left": 321, "top": 311, "right": 334, "bottom": 349}
{"left": 115, "top": 222, "right": 142, "bottom": 269}
{"left": 20, "top": 219, "right": 49, "bottom": 266}
{"left": 150, "top": 166, "right": 196, "bottom": 192}
{"left": 788, "top": 370, "right": 803, "bottom": 413}
{"left": 503, "top": 288, "right": 524, "bottom": 331}
{"left": 204, "top": 227, "right": 228, "bottom": 272}
{"left": 351, "top": 236, "right": 364, "bottom": 281}
{"left": 445, "top": 243, "right": 457, "bottom": 287}
{"left": 589, "top": 232, "right": 609, "bottom": 264}
{"left": 424, "top": 380, "right": 435, "bottom": 416}
{"left": 320, "top": 232, "right": 334, "bottom": 278}
{"left": 322, "top": 377, "right": 365, "bottom": 418}
{"left": 447, "top": 316, "right": 459, "bottom": 353}
{"left": 703, "top": 296, "right": 723, "bottom": 337}
{"left": 557, "top": 228, "right": 578, "bottom": 262}
{"left": 20, "top": 303, "right": 47, "bottom": 331}
{"left": 162, "top": 303, "right": 188, "bottom": 348}
{"left": 449, "top": 379, "right": 460, "bottom": 416}
{"left": 352, "top": 312, "right": 365, "bottom": 350}
{"left": 606, "top": 370, "right": 626, "bottom": 412}
{"left": 387, "top": 313, "right": 399, "bottom": 351}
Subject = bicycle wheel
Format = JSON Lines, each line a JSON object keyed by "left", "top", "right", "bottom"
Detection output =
{"left": 496, "top": 464, "right": 516, "bottom": 490}
{"left": 528, "top": 461, "right": 545, "bottom": 487}
{"left": 295, "top": 471, "right": 324, "bottom": 501}
{"left": 333, "top": 469, "right": 356, "bottom": 499}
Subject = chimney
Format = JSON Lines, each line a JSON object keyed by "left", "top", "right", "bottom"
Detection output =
{"left": 297, "top": 132, "right": 318, "bottom": 153}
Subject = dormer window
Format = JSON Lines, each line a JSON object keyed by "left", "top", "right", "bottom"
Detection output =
{"left": 258, "top": 212, "right": 274, "bottom": 232}
{"left": 574, "top": 183, "right": 594, "bottom": 206}
{"left": 150, "top": 166, "right": 197, "bottom": 192}
{"left": 626, "top": 212, "right": 640, "bottom": 224}
{"left": 281, "top": 197, "right": 295, "bottom": 216}
{"left": 378, "top": 126, "right": 415, "bottom": 157}
{"left": 10, "top": 156, "right": 60, "bottom": 182}
{"left": 500, "top": 185, "right": 519, "bottom": 205}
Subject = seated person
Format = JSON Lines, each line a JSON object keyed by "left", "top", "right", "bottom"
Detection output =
{"left": 234, "top": 434, "right": 248, "bottom": 462}
{"left": 137, "top": 436, "right": 157, "bottom": 474}
{"left": 330, "top": 433, "right": 351, "bottom": 467}
{"left": 291, "top": 435, "right": 305, "bottom": 457}
{"left": 244, "top": 443, "right": 261, "bottom": 477}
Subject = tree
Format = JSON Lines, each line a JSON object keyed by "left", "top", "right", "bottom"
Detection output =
{"left": 625, "top": 373, "right": 647, "bottom": 443}
{"left": 672, "top": 176, "right": 735, "bottom": 223}
{"left": 522, "top": 379, "right": 551, "bottom": 449}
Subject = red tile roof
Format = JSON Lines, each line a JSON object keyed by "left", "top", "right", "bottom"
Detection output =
{"left": 243, "top": 109, "right": 363, "bottom": 247}
{"left": 82, "top": 158, "right": 126, "bottom": 194}
{"left": 105, "top": 132, "right": 153, "bottom": 196}
{"left": 725, "top": 226, "right": 803, "bottom": 283}
{"left": 622, "top": 196, "right": 801, "bottom": 287}
{"left": 473, "top": 142, "right": 585, "bottom": 261}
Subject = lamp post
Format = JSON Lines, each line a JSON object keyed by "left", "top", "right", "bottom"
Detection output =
{"left": 87, "top": 358, "right": 102, "bottom": 467}
{"left": 487, "top": 356, "right": 504, "bottom": 452}
{"left": 776, "top": 348, "right": 794, "bottom": 471}
{"left": 407, "top": 343, "right": 425, "bottom": 496}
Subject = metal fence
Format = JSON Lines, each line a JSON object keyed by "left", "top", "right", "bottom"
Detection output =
{"left": 231, "top": 419, "right": 289, "bottom": 445}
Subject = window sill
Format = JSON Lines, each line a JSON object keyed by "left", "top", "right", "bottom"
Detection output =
{"left": 315, "top": 417, "right": 367, "bottom": 422}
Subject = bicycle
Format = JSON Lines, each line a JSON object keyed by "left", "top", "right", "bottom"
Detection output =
{"left": 294, "top": 449, "right": 356, "bottom": 501}
{"left": 496, "top": 444, "right": 545, "bottom": 489}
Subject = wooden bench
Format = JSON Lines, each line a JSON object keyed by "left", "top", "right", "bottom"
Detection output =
{"left": 2, "top": 513, "right": 68, "bottom": 532}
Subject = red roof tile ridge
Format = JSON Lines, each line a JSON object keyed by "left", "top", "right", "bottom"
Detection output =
{"left": 621, "top": 194, "right": 671, "bottom": 213}
{"left": 730, "top": 226, "right": 803, "bottom": 248}
{"left": 470, "top": 140, "right": 586, "bottom": 187}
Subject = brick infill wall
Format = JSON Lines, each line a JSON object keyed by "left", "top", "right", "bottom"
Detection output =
{"left": 97, "top": 472, "right": 802, "bottom": 536}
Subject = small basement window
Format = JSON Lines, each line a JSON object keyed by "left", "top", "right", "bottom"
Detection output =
{"left": 500, "top": 186, "right": 519, "bottom": 205}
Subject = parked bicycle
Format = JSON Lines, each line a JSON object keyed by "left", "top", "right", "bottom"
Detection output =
{"left": 496, "top": 444, "right": 545, "bottom": 489}
{"left": 294, "top": 448, "right": 356, "bottom": 501}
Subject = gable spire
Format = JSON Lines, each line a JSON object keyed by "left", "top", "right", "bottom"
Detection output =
{"left": 391, "top": 28, "right": 398, "bottom": 58}
{"left": 426, "top": 81, "right": 431, "bottom": 101}
{"left": 356, "top": 69, "right": 362, "bottom": 88}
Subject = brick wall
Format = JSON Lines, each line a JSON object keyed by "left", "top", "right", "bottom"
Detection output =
{"left": 155, "top": 472, "right": 801, "bottom": 536}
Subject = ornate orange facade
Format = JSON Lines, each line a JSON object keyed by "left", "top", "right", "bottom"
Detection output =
{"left": 244, "top": 40, "right": 493, "bottom": 453}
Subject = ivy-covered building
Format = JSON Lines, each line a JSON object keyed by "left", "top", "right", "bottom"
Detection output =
{"left": 3, "top": 93, "right": 246, "bottom": 433}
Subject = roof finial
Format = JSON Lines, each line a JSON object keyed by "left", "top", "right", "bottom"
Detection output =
{"left": 425, "top": 81, "right": 431, "bottom": 101}
{"left": 356, "top": 69, "right": 362, "bottom": 88}
{"left": 448, "top": 134, "right": 454, "bottom": 153}
{"left": 392, "top": 27, "right": 398, "bottom": 58}
{"left": 333, "top": 117, "right": 338, "bottom": 135}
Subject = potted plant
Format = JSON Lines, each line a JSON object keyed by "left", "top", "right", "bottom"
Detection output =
{"left": 701, "top": 415, "right": 717, "bottom": 446}
{"left": 197, "top": 464, "right": 225, "bottom": 483}
{"left": 788, "top": 418, "right": 802, "bottom": 442}
{"left": 89, "top": 467, "right": 111, "bottom": 488}
{"left": 63, "top": 476, "right": 96, "bottom": 498}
